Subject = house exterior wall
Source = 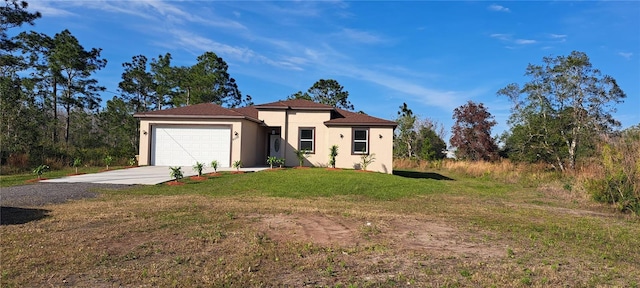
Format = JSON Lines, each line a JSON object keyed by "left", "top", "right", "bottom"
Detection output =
{"left": 285, "top": 110, "right": 331, "bottom": 167}
{"left": 138, "top": 118, "right": 246, "bottom": 166}
{"left": 239, "top": 120, "right": 265, "bottom": 167}
{"left": 326, "top": 126, "right": 395, "bottom": 174}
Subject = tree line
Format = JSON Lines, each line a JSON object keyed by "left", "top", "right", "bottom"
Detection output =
{"left": 0, "top": 0, "right": 370, "bottom": 170}
{"left": 1, "top": 0, "right": 257, "bottom": 169}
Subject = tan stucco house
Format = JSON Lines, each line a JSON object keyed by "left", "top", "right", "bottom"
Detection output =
{"left": 133, "top": 99, "right": 397, "bottom": 174}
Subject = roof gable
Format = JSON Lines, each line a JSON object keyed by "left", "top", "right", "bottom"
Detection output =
{"left": 325, "top": 108, "right": 397, "bottom": 127}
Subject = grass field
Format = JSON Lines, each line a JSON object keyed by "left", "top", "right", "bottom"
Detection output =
{"left": 1, "top": 168, "right": 639, "bottom": 287}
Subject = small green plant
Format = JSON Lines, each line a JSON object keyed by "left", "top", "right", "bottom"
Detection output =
{"left": 233, "top": 160, "right": 242, "bottom": 171}
{"left": 329, "top": 145, "right": 338, "bottom": 168}
{"left": 293, "top": 149, "right": 308, "bottom": 167}
{"left": 360, "top": 151, "right": 376, "bottom": 171}
{"left": 276, "top": 158, "right": 285, "bottom": 168}
{"left": 193, "top": 162, "right": 204, "bottom": 176}
{"left": 267, "top": 156, "right": 278, "bottom": 169}
{"left": 104, "top": 155, "right": 113, "bottom": 170}
{"left": 128, "top": 157, "right": 136, "bottom": 167}
{"left": 210, "top": 160, "right": 219, "bottom": 173}
{"left": 72, "top": 157, "right": 82, "bottom": 174}
{"left": 33, "top": 164, "right": 50, "bottom": 179}
{"left": 169, "top": 166, "right": 183, "bottom": 181}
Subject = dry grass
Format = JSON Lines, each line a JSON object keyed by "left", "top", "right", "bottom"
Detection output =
{"left": 2, "top": 169, "right": 639, "bottom": 287}
{"left": 394, "top": 158, "right": 556, "bottom": 185}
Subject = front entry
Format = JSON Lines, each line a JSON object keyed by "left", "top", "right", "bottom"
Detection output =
{"left": 269, "top": 134, "right": 283, "bottom": 159}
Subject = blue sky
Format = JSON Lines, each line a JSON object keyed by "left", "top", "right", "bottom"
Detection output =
{"left": 18, "top": 1, "right": 640, "bottom": 139}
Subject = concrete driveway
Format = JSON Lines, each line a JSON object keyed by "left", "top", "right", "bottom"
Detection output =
{"left": 41, "top": 166, "right": 267, "bottom": 185}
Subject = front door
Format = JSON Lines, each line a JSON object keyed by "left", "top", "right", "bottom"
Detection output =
{"left": 269, "top": 135, "right": 283, "bottom": 159}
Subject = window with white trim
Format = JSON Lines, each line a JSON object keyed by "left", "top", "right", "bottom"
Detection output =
{"left": 299, "top": 127, "right": 315, "bottom": 153}
{"left": 352, "top": 128, "right": 369, "bottom": 154}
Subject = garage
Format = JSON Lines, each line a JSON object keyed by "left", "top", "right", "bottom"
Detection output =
{"left": 150, "top": 125, "right": 231, "bottom": 167}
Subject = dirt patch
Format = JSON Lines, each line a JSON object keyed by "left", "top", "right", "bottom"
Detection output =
{"left": 259, "top": 213, "right": 359, "bottom": 246}
{"left": 256, "top": 213, "right": 503, "bottom": 257}
{"left": 165, "top": 181, "right": 184, "bottom": 186}
{"left": 189, "top": 176, "right": 207, "bottom": 181}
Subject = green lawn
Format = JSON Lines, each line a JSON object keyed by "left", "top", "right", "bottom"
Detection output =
{"left": 1, "top": 168, "right": 639, "bottom": 287}
{"left": 0, "top": 166, "right": 109, "bottom": 187}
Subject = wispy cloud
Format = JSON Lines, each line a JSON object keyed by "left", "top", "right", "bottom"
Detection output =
{"left": 328, "top": 64, "right": 483, "bottom": 111}
{"left": 491, "top": 33, "right": 538, "bottom": 46}
{"left": 490, "top": 33, "right": 511, "bottom": 41}
{"left": 164, "top": 29, "right": 256, "bottom": 63}
{"left": 26, "top": 1, "right": 75, "bottom": 17}
{"left": 550, "top": 34, "right": 567, "bottom": 39}
{"left": 488, "top": 4, "right": 511, "bottom": 13}
{"left": 515, "top": 39, "right": 536, "bottom": 45}
{"left": 618, "top": 52, "right": 633, "bottom": 60}
{"left": 337, "top": 28, "right": 384, "bottom": 44}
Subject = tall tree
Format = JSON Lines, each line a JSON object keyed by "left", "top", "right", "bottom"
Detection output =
{"left": 1, "top": 0, "right": 41, "bottom": 54}
{"left": 169, "top": 52, "right": 247, "bottom": 108}
{"left": 98, "top": 96, "right": 138, "bottom": 157}
{"left": 16, "top": 31, "right": 60, "bottom": 142}
{"left": 150, "top": 53, "right": 173, "bottom": 110}
{"left": 286, "top": 90, "right": 312, "bottom": 101}
{"left": 394, "top": 102, "right": 416, "bottom": 158}
{"left": 49, "top": 29, "right": 107, "bottom": 145}
{"left": 497, "top": 51, "right": 626, "bottom": 171}
{"left": 450, "top": 101, "right": 498, "bottom": 161}
{"left": 415, "top": 119, "right": 447, "bottom": 161}
{"left": 119, "top": 55, "right": 155, "bottom": 112}
{"left": 0, "top": 0, "right": 42, "bottom": 160}
{"left": 307, "top": 79, "right": 354, "bottom": 110}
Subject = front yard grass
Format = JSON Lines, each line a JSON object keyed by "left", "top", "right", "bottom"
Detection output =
{"left": 1, "top": 168, "right": 638, "bottom": 287}
{"left": 0, "top": 166, "right": 118, "bottom": 188}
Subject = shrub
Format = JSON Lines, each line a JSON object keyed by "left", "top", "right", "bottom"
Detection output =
{"left": 329, "top": 145, "right": 338, "bottom": 168}
{"left": 72, "top": 157, "right": 82, "bottom": 174}
{"left": 293, "top": 149, "right": 308, "bottom": 167}
{"left": 585, "top": 130, "right": 640, "bottom": 215}
{"left": 169, "top": 166, "right": 183, "bottom": 181}
{"left": 233, "top": 160, "right": 242, "bottom": 171}
{"left": 210, "top": 160, "right": 219, "bottom": 173}
{"left": 193, "top": 162, "right": 204, "bottom": 176}
{"left": 360, "top": 153, "right": 376, "bottom": 171}
{"left": 32, "top": 164, "right": 50, "bottom": 179}
{"left": 267, "top": 156, "right": 278, "bottom": 169}
{"left": 103, "top": 155, "right": 113, "bottom": 170}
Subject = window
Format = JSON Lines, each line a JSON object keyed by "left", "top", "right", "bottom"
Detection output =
{"left": 299, "top": 127, "right": 315, "bottom": 153}
{"left": 352, "top": 128, "right": 369, "bottom": 154}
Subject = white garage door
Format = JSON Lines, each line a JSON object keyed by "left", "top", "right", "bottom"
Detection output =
{"left": 151, "top": 125, "right": 231, "bottom": 167}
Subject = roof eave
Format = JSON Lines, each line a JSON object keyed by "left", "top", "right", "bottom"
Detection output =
{"left": 324, "top": 121, "right": 398, "bottom": 128}
{"left": 255, "top": 106, "right": 334, "bottom": 111}
{"left": 134, "top": 114, "right": 262, "bottom": 123}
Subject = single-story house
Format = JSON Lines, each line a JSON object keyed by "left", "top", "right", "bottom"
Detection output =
{"left": 133, "top": 99, "right": 397, "bottom": 174}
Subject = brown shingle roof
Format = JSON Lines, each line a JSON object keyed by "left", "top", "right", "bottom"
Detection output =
{"left": 255, "top": 99, "right": 334, "bottom": 110}
{"left": 325, "top": 108, "right": 397, "bottom": 127}
{"left": 231, "top": 106, "right": 259, "bottom": 119}
{"left": 133, "top": 103, "right": 261, "bottom": 122}
{"left": 133, "top": 100, "right": 395, "bottom": 127}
